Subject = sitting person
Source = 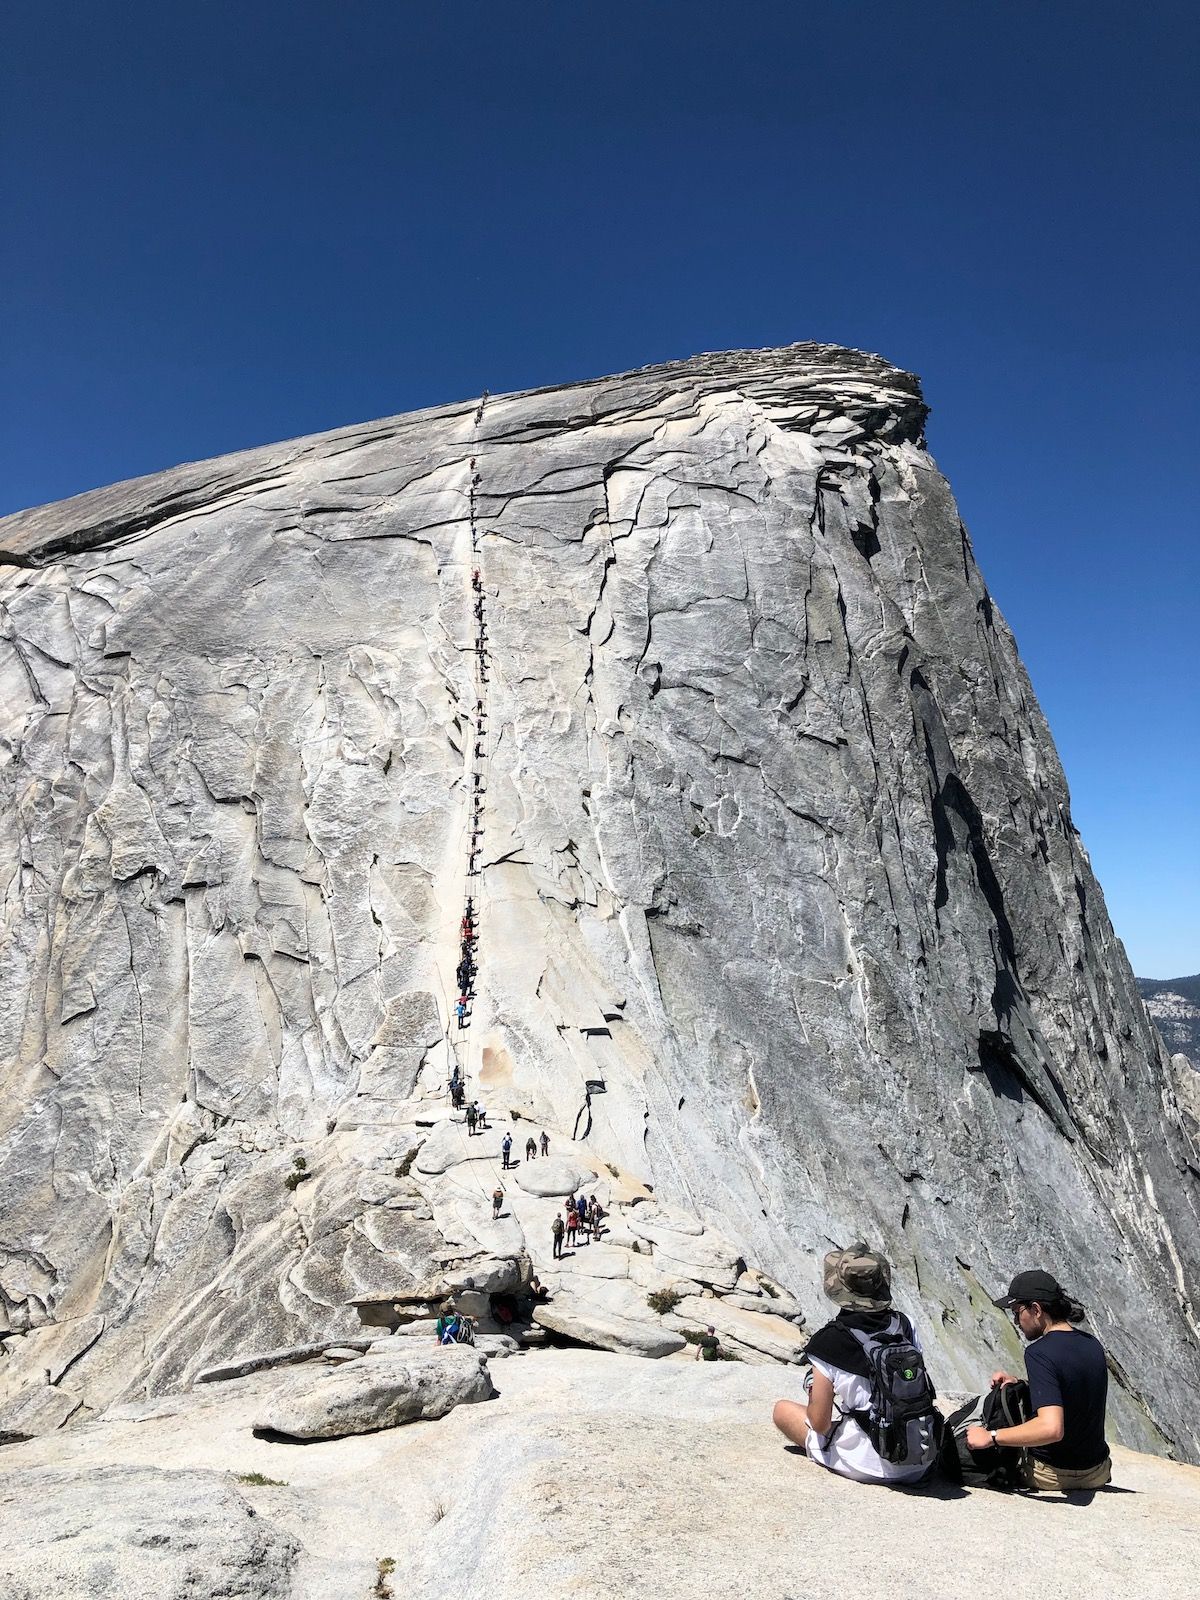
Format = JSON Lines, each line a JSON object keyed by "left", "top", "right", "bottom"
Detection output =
{"left": 435, "top": 1311, "right": 462, "bottom": 1345}
{"left": 772, "top": 1242, "right": 937, "bottom": 1486}
{"left": 967, "top": 1269, "right": 1111, "bottom": 1491}
{"left": 435, "top": 1310, "right": 475, "bottom": 1346}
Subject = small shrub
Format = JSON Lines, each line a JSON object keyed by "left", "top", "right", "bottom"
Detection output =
{"left": 606, "top": 1162, "right": 619, "bottom": 1177}
{"left": 236, "top": 1471, "right": 286, "bottom": 1486}
{"left": 284, "top": 1170, "right": 310, "bottom": 1192}
{"left": 394, "top": 1150, "right": 416, "bottom": 1179}
{"left": 292, "top": 1154, "right": 307, "bottom": 1171}
{"left": 631, "top": 1240, "right": 642, "bottom": 1254}
{"left": 375, "top": 1556, "right": 397, "bottom": 1598}
{"left": 430, "top": 1498, "right": 448, "bottom": 1524}
{"left": 646, "top": 1287, "right": 683, "bottom": 1316}
{"left": 761, "top": 1280, "right": 779, "bottom": 1299}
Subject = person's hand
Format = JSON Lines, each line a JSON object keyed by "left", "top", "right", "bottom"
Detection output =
{"left": 965, "top": 1424, "right": 995, "bottom": 1452}
{"left": 990, "top": 1370, "right": 1020, "bottom": 1388}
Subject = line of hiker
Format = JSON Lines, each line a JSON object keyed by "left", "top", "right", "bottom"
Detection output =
{"left": 771, "top": 1243, "right": 1113, "bottom": 1496}
{"left": 550, "top": 1190, "right": 606, "bottom": 1257}
{"left": 450, "top": 401, "right": 490, "bottom": 1111}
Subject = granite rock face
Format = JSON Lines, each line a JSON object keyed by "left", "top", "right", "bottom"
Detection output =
{"left": 1, "top": 343, "right": 1197, "bottom": 1457}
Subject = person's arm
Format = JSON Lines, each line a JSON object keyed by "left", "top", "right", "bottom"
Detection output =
{"left": 805, "top": 1367, "right": 836, "bottom": 1436}
{"left": 966, "top": 1406, "right": 1063, "bottom": 1452}
{"left": 969, "top": 1344, "right": 1062, "bottom": 1451}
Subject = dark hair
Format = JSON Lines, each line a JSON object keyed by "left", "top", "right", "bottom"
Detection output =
{"left": 1022, "top": 1293, "right": 1086, "bottom": 1324}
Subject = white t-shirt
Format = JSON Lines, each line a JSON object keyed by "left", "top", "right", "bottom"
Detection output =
{"left": 805, "top": 1327, "right": 930, "bottom": 1486}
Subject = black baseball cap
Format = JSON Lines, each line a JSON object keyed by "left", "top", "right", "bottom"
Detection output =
{"left": 993, "top": 1269, "right": 1064, "bottom": 1309}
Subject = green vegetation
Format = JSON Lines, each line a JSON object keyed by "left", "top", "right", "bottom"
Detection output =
{"left": 374, "top": 1556, "right": 397, "bottom": 1598}
{"left": 646, "top": 1287, "right": 683, "bottom": 1315}
{"left": 285, "top": 1152, "right": 311, "bottom": 1192}
{"left": 235, "top": 1471, "right": 287, "bottom": 1486}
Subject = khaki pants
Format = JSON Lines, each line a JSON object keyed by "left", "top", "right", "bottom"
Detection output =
{"left": 1021, "top": 1453, "right": 1112, "bottom": 1491}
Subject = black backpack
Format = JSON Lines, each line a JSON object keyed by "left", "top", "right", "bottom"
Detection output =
{"left": 844, "top": 1314, "right": 941, "bottom": 1468}
{"left": 938, "top": 1380, "right": 1031, "bottom": 1487}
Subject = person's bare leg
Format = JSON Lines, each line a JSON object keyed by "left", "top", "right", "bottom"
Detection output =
{"left": 772, "top": 1399, "right": 811, "bottom": 1448}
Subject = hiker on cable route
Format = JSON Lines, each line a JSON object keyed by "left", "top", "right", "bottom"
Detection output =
{"left": 466, "top": 1103, "right": 478, "bottom": 1136}
{"left": 491, "top": 1184, "right": 504, "bottom": 1219}
{"left": 969, "top": 1269, "right": 1111, "bottom": 1491}
{"left": 552, "top": 1213, "right": 565, "bottom": 1259}
{"left": 772, "top": 1242, "right": 938, "bottom": 1486}
{"left": 501, "top": 1131, "right": 513, "bottom": 1169}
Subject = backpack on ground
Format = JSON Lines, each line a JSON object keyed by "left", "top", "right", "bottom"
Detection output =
{"left": 938, "top": 1380, "right": 1031, "bottom": 1488}
{"left": 844, "top": 1314, "right": 942, "bottom": 1469}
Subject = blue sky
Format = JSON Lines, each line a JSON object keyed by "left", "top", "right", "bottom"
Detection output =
{"left": 3, "top": 2, "right": 1196, "bottom": 974}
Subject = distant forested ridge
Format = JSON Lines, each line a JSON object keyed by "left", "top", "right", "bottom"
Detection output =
{"left": 1138, "top": 975, "right": 1200, "bottom": 1065}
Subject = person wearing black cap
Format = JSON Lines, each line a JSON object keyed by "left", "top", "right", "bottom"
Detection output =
{"left": 967, "top": 1269, "right": 1111, "bottom": 1491}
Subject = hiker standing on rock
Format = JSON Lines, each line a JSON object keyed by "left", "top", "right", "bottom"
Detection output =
{"left": 565, "top": 1208, "right": 579, "bottom": 1248}
{"left": 966, "top": 1270, "right": 1111, "bottom": 1491}
{"left": 540, "top": 1131, "right": 550, "bottom": 1157}
{"left": 552, "top": 1213, "right": 565, "bottom": 1259}
{"left": 501, "top": 1131, "right": 513, "bottom": 1169}
{"left": 492, "top": 1185, "right": 504, "bottom": 1220}
{"left": 466, "top": 1103, "right": 478, "bottom": 1136}
{"left": 525, "top": 1136, "right": 537, "bottom": 1162}
{"left": 696, "top": 1326, "right": 720, "bottom": 1362}
{"left": 772, "top": 1242, "right": 939, "bottom": 1486}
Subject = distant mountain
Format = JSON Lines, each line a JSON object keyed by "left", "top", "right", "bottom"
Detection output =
{"left": 1138, "top": 975, "right": 1200, "bottom": 1066}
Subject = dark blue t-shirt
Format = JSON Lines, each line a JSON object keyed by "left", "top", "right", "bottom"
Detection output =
{"left": 1025, "top": 1328, "right": 1108, "bottom": 1469}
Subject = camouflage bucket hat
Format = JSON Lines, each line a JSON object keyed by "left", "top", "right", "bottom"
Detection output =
{"left": 822, "top": 1241, "right": 892, "bottom": 1310}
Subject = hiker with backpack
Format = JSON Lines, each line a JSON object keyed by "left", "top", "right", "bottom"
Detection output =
{"left": 491, "top": 1185, "right": 505, "bottom": 1220}
{"left": 695, "top": 1325, "right": 720, "bottom": 1362}
{"left": 501, "top": 1132, "right": 513, "bottom": 1169}
{"left": 552, "top": 1213, "right": 565, "bottom": 1259}
{"left": 525, "top": 1136, "right": 537, "bottom": 1162}
{"left": 772, "top": 1242, "right": 940, "bottom": 1486}
{"left": 953, "top": 1269, "right": 1111, "bottom": 1492}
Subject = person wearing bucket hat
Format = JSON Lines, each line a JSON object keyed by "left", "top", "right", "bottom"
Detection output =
{"left": 963, "top": 1268, "right": 1111, "bottom": 1491}
{"left": 772, "top": 1242, "right": 936, "bottom": 1485}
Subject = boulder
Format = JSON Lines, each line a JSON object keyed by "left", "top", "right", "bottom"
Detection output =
{"left": 668, "top": 1295, "right": 807, "bottom": 1364}
{"left": 515, "top": 1157, "right": 598, "bottom": 1197}
{"left": 533, "top": 1302, "right": 686, "bottom": 1358}
{"left": 625, "top": 1206, "right": 742, "bottom": 1290}
{"left": 255, "top": 1345, "right": 494, "bottom": 1439}
{"left": 0, "top": 1383, "right": 82, "bottom": 1440}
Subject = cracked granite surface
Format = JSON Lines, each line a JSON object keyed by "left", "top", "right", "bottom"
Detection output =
{"left": 1, "top": 343, "right": 1197, "bottom": 1458}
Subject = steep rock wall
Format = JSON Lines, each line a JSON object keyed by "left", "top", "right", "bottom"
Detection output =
{"left": 1, "top": 345, "right": 1197, "bottom": 1454}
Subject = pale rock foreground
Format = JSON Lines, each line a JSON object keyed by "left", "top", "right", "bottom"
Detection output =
{"left": 1, "top": 1350, "right": 1197, "bottom": 1600}
{"left": 0, "top": 343, "right": 1198, "bottom": 1463}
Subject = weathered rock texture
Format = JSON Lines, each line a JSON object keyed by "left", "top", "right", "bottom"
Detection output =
{"left": 1, "top": 343, "right": 1197, "bottom": 1456}
{"left": 0, "top": 1464, "right": 297, "bottom": 1599}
